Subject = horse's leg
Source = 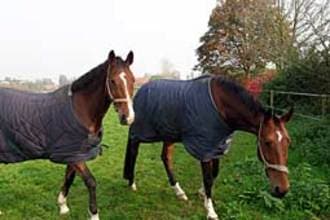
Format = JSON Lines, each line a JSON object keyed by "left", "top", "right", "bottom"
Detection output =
{"left": 201, "top": 160, "right": 218, "bottom": 220}
{"left": 74, "top": 162, "right": 99, "bottom": 220}
{"left": 199, "top": 159, "right": 219, "bottom": 198}
{"left": 58, "top": 165, "right": 76, "bottom": 215}
{"left": 123, "top": 137, "right": 140, "bottom": 191}
{"left": 161, "top": 142, "right": 188, "bottom": 201}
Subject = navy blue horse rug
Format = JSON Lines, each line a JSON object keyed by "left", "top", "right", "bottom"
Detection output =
{"left": 0, "top": 85, "right": 102, "bottom": 164}
{"left": 130, "top": 75, "right": 234, "bottom": 161}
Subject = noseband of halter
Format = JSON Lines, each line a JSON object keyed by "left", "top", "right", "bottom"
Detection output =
{"left": 105, "top": 72, "right": 130, "bottom": 103}
{"left": 257, "top": 117, "right": 289, "bottom": 174}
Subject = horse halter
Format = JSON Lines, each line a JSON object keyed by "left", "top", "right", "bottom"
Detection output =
{"left": 105, "top": 73, "right": 130, "bottom": 103}
{"left": 257, "top": 117, "right": 289, "bottom": 174}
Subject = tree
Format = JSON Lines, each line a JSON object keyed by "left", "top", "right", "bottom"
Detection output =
{"left": 196, "top": 0, "right": 292, "bottom": 78}
{"left": 278, "top": 0, "right": 330, "bottom": 50}
{"left": 276, "top": 0, "right": 330, "bottom": 66}
{"left": 151, "top": 58, "right": 180, "bottom": 79}
{"left": 59, "top": 74, "right": 70, "bottom": 86}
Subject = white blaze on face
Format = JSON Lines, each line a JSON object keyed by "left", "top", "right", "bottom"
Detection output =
{"left": 119, "top": 72, "right": 135, "bottom": 125}
{"left": 276, "top": 130, "right": 283, "bottom": 142}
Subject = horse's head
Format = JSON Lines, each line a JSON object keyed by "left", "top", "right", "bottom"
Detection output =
{"left": 106, "top": 50, "right": 135, "bottom": 125}
{"left": 257, "top": 107, "right": 293, "bottom": 198}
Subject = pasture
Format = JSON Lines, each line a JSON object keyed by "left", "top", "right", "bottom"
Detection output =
{"left": 0, "top": 110, "right": 328, "bottom": 220}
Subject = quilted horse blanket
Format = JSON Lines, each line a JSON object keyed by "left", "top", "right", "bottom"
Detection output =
{"left": 0, "top": 85, "right": 102, "bottom": 164}
{"left": 130, "top": 75, "right": 234, "bottom": 161}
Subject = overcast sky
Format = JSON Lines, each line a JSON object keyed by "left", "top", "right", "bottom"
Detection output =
{"left": 0, "top": 0, "right": 216, "bottom": 82}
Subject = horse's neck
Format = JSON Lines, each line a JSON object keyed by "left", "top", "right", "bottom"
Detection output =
{"left": 211, "top": 80, "right": 261, "bottom": 135}
{"left": 73, "top": 67, "right": 111, "bottom": 134}
{"left": 231, "top": 110, "right": 262, "bottom": 134}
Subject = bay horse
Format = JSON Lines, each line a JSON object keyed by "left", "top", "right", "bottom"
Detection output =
{"left": 123, "top": 75, "right": 293, "bottom": 220}
{"left": 0, "top": 50, "right": 135, "bottom": 220}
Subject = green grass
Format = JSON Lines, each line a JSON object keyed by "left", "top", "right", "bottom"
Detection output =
{"left": 0, "top": 110, "right": 329, "bottom": 219}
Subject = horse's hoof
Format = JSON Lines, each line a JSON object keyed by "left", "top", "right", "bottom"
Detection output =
{"left": 177, "top": 193, "right": 188, "bottom": 201}
{"left": 207, "top": 213, "right": 219, "bottom": 220}
{"left": 172, "top": 182, "right": 188, "bottom": 201}
{"left": 207, "top": 216, "right": 219, "bottom": 220}
{"left": 58, "top": 192, "right": 70, "bottom": 215}
{"left": 130, "top": 182, "right": 137, "bottom": 191}
{"left": 59, "top": 204, "right": 70, "bottom": 215}
{"left": 204, "top": 198, "right": 218, "bottom": 220}
{"left": 88, "top": 210, "right": 99, "bottom": 220}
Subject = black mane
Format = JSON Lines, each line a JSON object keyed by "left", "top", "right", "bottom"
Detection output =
{"left": 71, "top": 61, "right": 108, "bottom": 92}
{"left": 214, "top": 75, "right": 269, "bottom": 116}
{"left": 71, "top": 57, "right": 128, "bottom": 92}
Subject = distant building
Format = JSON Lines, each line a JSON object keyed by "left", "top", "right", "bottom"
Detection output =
{"left": 0, "top": 80, "right": 10, "bottom": 85}
{"left": 0, "top": 77, "right": 58, "bottom": 92}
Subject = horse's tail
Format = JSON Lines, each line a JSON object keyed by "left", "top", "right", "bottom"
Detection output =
{"left": 123, "top": 135, "right": 139, "bottom": 183}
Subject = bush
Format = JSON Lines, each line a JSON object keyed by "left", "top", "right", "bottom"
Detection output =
{"left": 289, "top": 118, "right": 330, "bottom": 166}
{"left": 261, "top": 48, "right": 330, "bottom": 116}
{"left": 286, "top": 162, "right": 330, "bottom": 217}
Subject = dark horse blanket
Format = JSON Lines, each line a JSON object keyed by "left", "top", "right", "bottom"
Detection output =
{"left": 0, "top": 85, "right": 102, "bottom": 164}
{"left": 130, "top": 75, "right": 233, "bottom": 161}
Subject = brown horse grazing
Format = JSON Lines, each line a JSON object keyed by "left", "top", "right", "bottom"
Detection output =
{"left": 0, "top": 50, "right": 135, "bottom": 220}
{"left": 123, "top": 75, "right": 293, "bottom": 220}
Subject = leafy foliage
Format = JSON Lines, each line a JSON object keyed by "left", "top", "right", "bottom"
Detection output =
{"left": 265, "top": 49, "right": 330, "bottom": 94}
{"left": 286, "top": 162, "right": 330, "bottom": 218}
{"left": 288, "top": 118, "right": 330, "bottom": 166}
{"left": 262, "top": 47, "right": 330, "bottom": 115}
{"left": 278, "top": 0, "right": 330, "bottom": 53}
{"left": 195, "top": 0, "right": 292, "bottom": 77}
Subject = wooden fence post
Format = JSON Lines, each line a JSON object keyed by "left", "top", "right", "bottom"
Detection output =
{"left": 321, "top": 95, "right": 326, "bottom": 117}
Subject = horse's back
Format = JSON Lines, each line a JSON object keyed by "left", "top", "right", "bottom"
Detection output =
{"left": 130, "top": 79, "right": 188, "bottom": 142}
{"left": 130, "top": 76, "right": 211, "bottom": 143}
{"left": 0, "top": 87, "right": 64, "bottom": 163}
{"left": 130, "top": 75, "right": 233, "bottom": 161}
{"left": 134, "top": 76, "right": 211, "bottom": 112}
{"left": 0, "top": 88, "right": 57, "bottom": 123}
{"left": 0, "top": 86, "right": 101, "bottom": 164}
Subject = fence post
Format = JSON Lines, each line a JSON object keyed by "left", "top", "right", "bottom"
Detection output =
{"left": 321, "top": 95, "right": 326, "bottom": 117}
{"left": 270, "top": 90, "right": 274, "bottom": 115}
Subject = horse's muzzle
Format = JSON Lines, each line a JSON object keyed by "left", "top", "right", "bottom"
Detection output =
{"left": 120, "top": 114, "right": 128, "bottom": 125}
{"left": 271, "top": 186, "right": 289, "bottom": 198}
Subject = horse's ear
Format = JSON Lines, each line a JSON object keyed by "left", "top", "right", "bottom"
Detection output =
{"left": 125, "top": 51, "right": 134, "bottom": 65}
{"left": 281, "top": 106, "right": 294, "bottom": 122}
{"left": 108, "top": 50, "right": 116, "bottom": 63}
{"left": 264, "top": 110, "right": 273, "bottom": 122}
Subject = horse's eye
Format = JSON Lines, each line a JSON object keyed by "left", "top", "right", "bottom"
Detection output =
{"left": 110, "top": 79, "right": 115, "bottom": 85}
{"left": 265, "top": 141, "right": 272, "bottom": 147}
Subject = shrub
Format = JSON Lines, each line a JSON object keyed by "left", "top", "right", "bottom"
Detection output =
{"left": 261, "top": 48, "right": 330, "bottom": 116}
{"left": 289, "top": 118, "right": 330, "bottom": 166}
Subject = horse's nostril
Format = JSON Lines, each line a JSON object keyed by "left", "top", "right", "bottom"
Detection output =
{"left": 272, "top": 186, "right": 287, "bottom": 198}
{"left": 275, "top": 186, "right": 280, "bottom": 194}
{"left": 120, "top": 115, "right": 128, "bottom": 124}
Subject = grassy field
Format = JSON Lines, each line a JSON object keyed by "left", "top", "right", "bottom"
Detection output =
{"left": 0, "top": 110, "right": 328, "bottom": 220}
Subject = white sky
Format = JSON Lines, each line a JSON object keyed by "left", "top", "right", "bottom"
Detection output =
{"left": 0, "top": 0, "right": 216, "bottom": 82}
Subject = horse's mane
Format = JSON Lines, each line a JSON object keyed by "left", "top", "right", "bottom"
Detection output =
{"left": 71, "top": 62, "right": 107, "bottom": 92}
{"left": 71, "top": 58, "right": 127, "bottom": 92}
{"left": 214, "top": 75, "right": 269, "bottom": 116}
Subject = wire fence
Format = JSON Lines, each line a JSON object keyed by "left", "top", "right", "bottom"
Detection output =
{"left": 263, "top": 90, "right": 330, "bottom": 121}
